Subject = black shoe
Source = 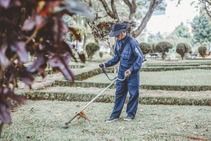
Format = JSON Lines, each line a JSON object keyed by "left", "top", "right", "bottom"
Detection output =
{"left": 123, "top": 116, "right": 134, "bottom": 121}
{"left": 105, "top": 117, "right": 119, "bottom": 123}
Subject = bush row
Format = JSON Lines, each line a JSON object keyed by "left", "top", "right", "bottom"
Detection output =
{"left": 140, "top": 42, "right": 210, "bottom": 59}
{"left": 52, "top": 81, "right": 211, "bottom": 91}
{"left": 23, "top": 91, "right": 211, "bottom": 106}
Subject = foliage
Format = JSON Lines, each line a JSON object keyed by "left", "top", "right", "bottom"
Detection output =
{"left": 88, "top": 21, "right": 113, "bottom": 40}
{"left": 198, "top": 46, "right": 208, "bottom": 57}
{"left": 199, "top": 0, "right": 211, "bottom": 18}
{"left": 85, "top": 43, "right": 100, "bottom": 59}
{"left": 172, "top": 23, "right": 191, "bottom": 39}
{"left": 155, "top": 41, "right": 173, "bottom": 60}
{"left": 191, "top": 15, "right": 211, "bottom": 44}
{"left": 147, "top": 32, "right": 164, "bottom": 43}
{"left": 140, "top": 42, "right": 151, "bottom": 54}
{"left": 0, "top": 0, "right": 92, "bottom": 135}
{"left": 84, "top": 0, "right": 167, "bottom": 39}
{"left": 176, "top": 43, "right": 191, "bottom": 60}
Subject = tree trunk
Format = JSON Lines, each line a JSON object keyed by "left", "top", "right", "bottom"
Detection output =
{"left": 123, "top": 0, "right": 137, "bottom": 20}
{"left": 111, "top": 0, "right": 119, "bottom": 21}
{"left": 132, "top": 0, "right": 160, "bottom": 38}
{"left": 99, "top": 0, "right": 118, "bottom": 19}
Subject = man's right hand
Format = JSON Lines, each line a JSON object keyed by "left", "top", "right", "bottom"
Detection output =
{"left": 99, "top": 63, "right": 105, "bottom": 68}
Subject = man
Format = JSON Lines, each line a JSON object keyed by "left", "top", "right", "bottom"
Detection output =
{"left": 99, "top": 22, "right": 144, "bottom": 122}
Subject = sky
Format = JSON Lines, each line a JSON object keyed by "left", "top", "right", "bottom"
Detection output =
{"left": 146, "top": 0, "right": 199, "bottom": 34}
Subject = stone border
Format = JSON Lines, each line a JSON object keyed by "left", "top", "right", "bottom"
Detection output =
{"left": 23, "top": 91, "right": 211, "bottom": 106}
{"left": 52, "top": 81, "right": 211, "bottom": 91}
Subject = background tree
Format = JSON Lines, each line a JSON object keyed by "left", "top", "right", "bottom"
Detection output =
{"left": 147, "top": 32, "right": 164, "bottom": 43}
{"left": 198, "top": 46, "right": 208, "bottom": 57}
{"left": 155, "top": 41, "right": 173, "bottom": 60}
{"left": 140, "top": 42, "right": 151, "bottom": 54}
{"left": 176, "top": 43, "right": 191, "bottom": 60}
{"left": 172, "top": 22, "right": 191, "bottom": 39}
{"left": 85, "top": 0, "right": 167, "bottom": 40}
{"left": 191, "top": 15, "right": 211, "bottom": 44}
{"left": 85, "top": 42, "right": 100, "bottom": 59}
{"left": 0, "top": 0, "right": 92, "bottom": 136}
{"left": 199, "top": 0, "right": 211, "bottom": 18}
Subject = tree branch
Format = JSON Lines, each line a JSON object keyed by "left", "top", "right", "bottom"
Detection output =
{"left": 205, "top": 3, "right": 211, "bottom": 18}
{"left": 99, "top": 0, "right": 117, "bottom": 19}
{"left": 123, "top": 0, "right": 137, "bottom": 20}
{"left": 88, "top": 0, "right": 92, "bottom": 7}
{"left": 111, "top": 0, "right": 119, "bottom": 21}
{"left": 132, "top": 0, "right": 160, "bottom": 37}
{"left": 176, "top": 0, "right": 182, "bottom": 6}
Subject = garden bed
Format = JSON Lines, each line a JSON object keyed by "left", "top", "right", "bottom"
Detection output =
{"left": 23, "top": 87, "right": 211, "bottom": 106}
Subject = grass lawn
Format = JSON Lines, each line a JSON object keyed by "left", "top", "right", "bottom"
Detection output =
{"left": 83, "top": 69, "right": 211, "bottom": 86}
{"left": 1, "top": 101, "right": 211, "bottom": 141}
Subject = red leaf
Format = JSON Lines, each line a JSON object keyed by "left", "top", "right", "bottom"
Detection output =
{"left": 22, "top": 18, "right": 36, "bottom": 31}
{"left": 0, "top": 102, "right": 11, "bottom": 124}
{"left": 0, "top": 0, "right": 10, "bottom": 8}
{"left": 11, "top": 42, "right": 28, "bottom": 63}
{"left": 27, "top": 54, "right": 45, "bottom": 73}
{"left": 0, "top": 45, "right": 10, "bottom": 69}
{"left": 48, "top": 54, "right": 74, "bottom": 81}
{"left": 19, "top": 68, "right": 34, "bottom": 87}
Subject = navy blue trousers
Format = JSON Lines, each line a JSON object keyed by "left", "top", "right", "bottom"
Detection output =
{"left": 110, "top": 72, "right": 140, "bottom": 118}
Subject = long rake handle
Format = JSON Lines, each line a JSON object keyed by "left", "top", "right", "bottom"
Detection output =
{"left": 65, "top": 79, "right": 116, "bottom": 125}
{"left": 80, "top": 79, "right": 116, "bottom": 112}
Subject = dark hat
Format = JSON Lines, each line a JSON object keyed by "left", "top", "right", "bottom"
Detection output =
{"left": 109, "top": 23, "right": 129, "bottom": 37}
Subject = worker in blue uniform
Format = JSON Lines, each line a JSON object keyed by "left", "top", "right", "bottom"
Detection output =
{"left": 99, "top": 22, "right": 144, "bottom": 122}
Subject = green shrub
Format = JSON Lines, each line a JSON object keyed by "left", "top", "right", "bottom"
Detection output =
{"left": 140, "top": 42, "right": 151, "bottom": 54}
{"left": 176, "top": 43, "right": 191, "bottom": 60}
{"left": 85, "top": 42, "right": 100, "bottom": 59}
{"left": 198, "top": 46, "right": 207, "bottom": 58}
{"left": 155, "top": 41, "right": 173, "bottom": 60}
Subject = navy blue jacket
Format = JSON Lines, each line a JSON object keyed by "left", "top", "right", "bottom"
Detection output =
{"left": 105, "top": 35, "right": 143, "bottom": 75}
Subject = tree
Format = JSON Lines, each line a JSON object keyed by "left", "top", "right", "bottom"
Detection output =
{"left": 85, "top": 42, "right": 100, "bottom": 59}
{"left": 191, "top": 15, "right": 211, "bottom": 44}
{"left": 200, "top": 0, "right": 211, "bottom": 18}
{"left": 198, "top": 45, "right": 208, "bottom": 57}
{"left": 0, "top": 0, "right": 92, "bottom": 136}
{"left": 140, "top": 42, "right": 151, "bottom": 54}
{"left": 176, "top": 43, "right": 191, "bottom": 60}
{"left": 172, "top": 23, "right": 191, "bottom": 39}
{"left": 147, "top": 32, "right": 164, "bottom": 43}
{"left": 155, "top": 41, "right": 173, "bottom": 60}
{"left": 85, "top": 0, "right": 166, "bottom": 39}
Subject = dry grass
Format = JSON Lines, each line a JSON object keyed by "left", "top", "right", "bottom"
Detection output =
{"left": 1, "top": 101, "right": 211, "bottom": 141}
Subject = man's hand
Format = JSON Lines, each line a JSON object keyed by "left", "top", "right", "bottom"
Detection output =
{"left": 99, "top": 63, "right": 105, "bottom": 68}
{"left": 124, "top": 69, "right": 131, "bottom": 78}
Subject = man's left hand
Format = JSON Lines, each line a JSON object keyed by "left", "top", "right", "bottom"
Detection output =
{"left": 124, "top": 69, "right": 131, "bottom": 78}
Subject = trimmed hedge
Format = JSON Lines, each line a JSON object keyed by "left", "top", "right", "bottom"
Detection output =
{"left": 52, "top": 81, "right": 211, "bottom": 91}
{"left": 23, "top": 91, "right": 211, "bottom": 106}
